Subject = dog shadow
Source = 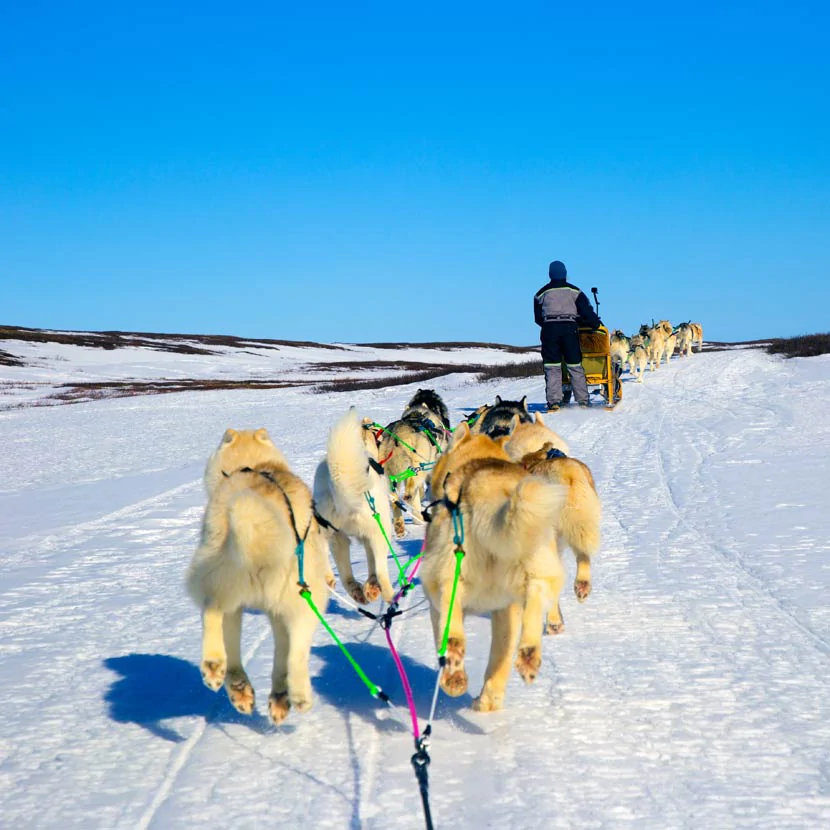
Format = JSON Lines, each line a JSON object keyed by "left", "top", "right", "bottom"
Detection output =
{"left": 103, "top": 653, "right": 272, "bottom": 743}
{"left": 312, "top": 641, "right": 474, "bottom": 734}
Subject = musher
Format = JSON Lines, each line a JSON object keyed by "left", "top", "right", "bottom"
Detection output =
{"left": 534, "top": 260, "right": 602, "bottom": 411}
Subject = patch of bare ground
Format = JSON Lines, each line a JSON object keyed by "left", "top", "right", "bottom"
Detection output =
{"left": 0, "top": 325, "right": 345, "bottom": 357}
{"left": 313, "top": 360, "right": 541, "bottom": 393}
{"left": 0, "top": 349, "right": 24, "bottom": 367}
{"left": 1, "top": 356, "right": 546, "bottom": 407}
{"left": 701, "top": 339, "right": 772, "bottom": 352}
{"left": 766, "top": 333, "right": 830, "bottom": 358}
{"left": 356, "top": 340, "right": 536, "bottom": 354}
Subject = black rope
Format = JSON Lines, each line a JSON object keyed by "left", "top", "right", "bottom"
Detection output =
{"left": 411, "top": 729, "right": 435, "bottom": 830}
{"left": 368, "top": 458, "right": 386, "bottom": 476}
{"left": 312, "top": 505, "right": 341, "bottom": 534}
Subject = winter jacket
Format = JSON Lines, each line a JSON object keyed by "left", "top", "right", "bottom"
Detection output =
{"left": 534, "top": 280, "right": 602, "bottom": 329}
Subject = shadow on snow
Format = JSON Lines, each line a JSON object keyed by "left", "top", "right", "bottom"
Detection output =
{"left": 102, "top": 653, "right": 272, "bottom": 743}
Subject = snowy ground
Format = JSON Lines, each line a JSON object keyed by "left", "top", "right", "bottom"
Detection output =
{"left": 1, "top": 343, "right": 829, "bottom": 828}
{"left": 0, "top": 329, "right": 535, "bottom": 409}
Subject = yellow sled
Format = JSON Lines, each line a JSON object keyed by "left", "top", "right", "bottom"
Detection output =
{"left": 561, "top": 325, "right": 622, "bottom": 409}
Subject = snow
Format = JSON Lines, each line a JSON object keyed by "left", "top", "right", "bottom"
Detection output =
{"left": 1, "top": 342, "right": 829, "bottom": 828}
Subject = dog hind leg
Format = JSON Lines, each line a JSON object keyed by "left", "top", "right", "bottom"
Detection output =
{"left": 518, "top": 574, "right": 556, "bottom": 679}
{"left": 574, "top": 552, "right": 592, "bottom": 602}
{"left": 361, "top": 529, "right": 396, "bottom": 603}
{"left": 330, "top": 531, "right": 368, "bottom": 604}
{"left": 285, "top": 609, "right": 316, "bottom": 714}
{"left": 223, "top": 608, "right": 255, "bottom": 714}
{"left": 268, "top": 613, "right": 291, "bottom": 725}
{"left": 200, "top": 606, "right": 227, "bottom": 691}
{"left": 473, "top": 603, "right": 521, "bottom": 712}
{"left": 430, "top": 589, "right": 468, "bottom": 698}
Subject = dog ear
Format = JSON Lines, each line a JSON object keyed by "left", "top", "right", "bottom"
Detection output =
{"left": 520, "top": 395, "right": 528, "bottom": 410}
{"left": 509, "top": 413, "right": 521, "bottom": 432}
{"left": 534, "top": 412, "right": 546, "bottom": 425}
{"left": 494, "top": 395, "right": 503, "bottom": 405}
{"left": 222, "top": 428, "right": 238, "bottom": 444}
{"left": 452, "top": 421, "right": 470, "bottom": 445}
{"left": 361, "top": 416, "right": 373, "bottom": 426}
{"left": 254, "top": 428, "right": 271, "bottom": 443}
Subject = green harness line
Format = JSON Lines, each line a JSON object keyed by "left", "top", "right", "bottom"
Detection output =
{"left": 388, "top": 461, "right": 437, "bottom": 486}
{"left": 298, "top": 584, "right": 388, "bottom": 700}
{"left": 289, "top": 518, "right": 389, "bottom": 702}
{"left": 370, "top": 422, "right": 419, "bottom": 455}
{"left": 421, "top": 427, "right": 443, "bottom": 453}
{"left": 438, "top": 503, "right": 465, "bottom": 657}
{"left": 449, "top": 411, "right": 481, "bottom": 433}
{"left": 365, "top": 491, "right": 410, "bottom": 588}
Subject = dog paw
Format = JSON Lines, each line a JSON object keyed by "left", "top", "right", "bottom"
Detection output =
{"left": 440, "top": 667, "right": 468, "bottom": 697}
{"left": 226, "top": 672, "right": 255, "bottom": 715}
{"left": 201, "top": 658, "right": 226, "bottom": 691}
{"left": 394, "top": 517, "right": 406, "bottom": 538}
{"left": 290, "top": 694, "right": 313, "bottom": 714}
{"left": 268, "top": 692, "right": 291, "bottom": 725}
{"left": 574, "top": 579, "right": 591, "bottom": 602}
{"left": 440, "top": 637, "right": 468, "bottom": 696}
{"left": 515, "top": 645, "right": 541, "bottom": 683}
{"left": 545, "top": 604, "right": 565, "bottom": 636}
{"left": 363, "top": 576, "right": 382, "bottom": 603}
{"left": 472, "top": 691, "right": 503, "bottom": 713}
{"left": 346, "top": 581, "right": 368, "bottom": 605}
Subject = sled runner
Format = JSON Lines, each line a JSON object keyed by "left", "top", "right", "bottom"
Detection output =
{"left": 561, "top": 325, "right": 622, "bottom": 409}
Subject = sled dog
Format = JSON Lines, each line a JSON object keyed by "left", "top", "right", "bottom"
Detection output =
{"left": 378, "top": 394, "right": 449, "bottom": 537}
{"left": 477, "top": 395, "right": 533, "bottom": 438}
{"left": 689, "top": 322, "right": 704, "bottom": 351}
{"left": 663, "top": 331, "right": 677, "bottom": 365}
{"left": 502, "top": 411, "right": 570, "bottom": 459}
{"left": 610, "top": 329, "right": 630, "bottom": 371}
{"left": 466, "top": 403, "right": 493, "bottom": 435}
{"left": 421, "top": 422, "right": 566, "bottom": 712}
{"left": 314, "top": 408, "right": 397, "bottom": 603}
{"left": 641, "top": 323, "right": 668, "bottom": 371}
{"left": 627, "top": 343, "right": 648, "bottom": 382}
{"left": 186, "top": 428, "right": 330, "bottom": 725}
{"left": 519, "top": 444, "right": 601, "bottom": 628}
{"left": 676, "top": 323, "right": 694, "bottom": 357}
{"left": 405, "top": 388, "right": 451, "bottom": 430}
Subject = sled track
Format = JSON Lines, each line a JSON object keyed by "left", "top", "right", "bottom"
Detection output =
{"left": 654, "top": 400, "right": 830, "bottom": 659}
{"left": 136, "top": 617, "right": 273, "bottom": 830}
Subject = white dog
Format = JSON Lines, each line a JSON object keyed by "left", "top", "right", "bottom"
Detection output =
{"left": 314, "top": 408, "right": 398, "bottom": 604}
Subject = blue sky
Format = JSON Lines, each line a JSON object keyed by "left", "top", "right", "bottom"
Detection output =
{"left": 2, "top": 2, "right": 828, "bottom": 344}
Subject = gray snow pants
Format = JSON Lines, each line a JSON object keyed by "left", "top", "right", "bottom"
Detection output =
{"left": 541, "top": 322, "right": 590, "bottom": 405}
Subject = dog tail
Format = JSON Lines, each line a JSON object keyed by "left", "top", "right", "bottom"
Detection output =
{"left": 326, "top": 408, "right": 377, "bottom": 512}
{"left": 555, "top": 460, "right": 602, "bottom": 557}
{"left": 488, "top": 476, "right": 566, "bottom": 556}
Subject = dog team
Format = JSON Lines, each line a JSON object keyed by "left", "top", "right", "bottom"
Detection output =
{"left": 610, "top": 320, "right": 703, "bottom": 383}
{"left": 186, "top": 389, "right": 601, "bottom": 724}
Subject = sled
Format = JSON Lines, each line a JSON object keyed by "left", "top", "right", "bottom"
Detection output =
{"left": 561, "top": 325, "right": 622, "bottom": 409}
